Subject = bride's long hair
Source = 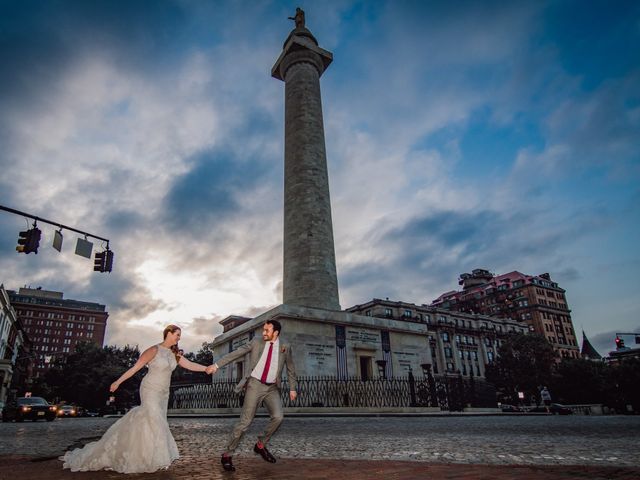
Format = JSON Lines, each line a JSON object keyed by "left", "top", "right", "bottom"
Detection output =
{"left": 163, "top": 324, "right": 182, "bottom": 362}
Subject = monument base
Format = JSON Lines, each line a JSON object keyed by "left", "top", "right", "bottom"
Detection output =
{"left": 211, "top": 303, "right": 431, "bottom": 381}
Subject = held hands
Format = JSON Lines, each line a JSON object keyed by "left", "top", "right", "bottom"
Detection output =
{"left": 205, "top": 364, "right": 218, "bottom": 375}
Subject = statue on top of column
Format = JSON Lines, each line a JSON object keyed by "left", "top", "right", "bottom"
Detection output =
{"left": 288, "top": 7, "right": 305, "bottom": 29}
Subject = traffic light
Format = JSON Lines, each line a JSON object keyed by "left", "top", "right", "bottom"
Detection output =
{"left": 94, "top": 249, "right": 114, "bottom": 273}
{"left": 104, "top": 249, "right": 114, "bottom": 272}
{"left": 16, "top": 227, "right": 41, "bottom": 254}
{"left": 615, "top": 336, "right": 625, "bottom": 350}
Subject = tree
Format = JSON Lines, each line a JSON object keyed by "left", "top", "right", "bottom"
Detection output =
{"left": 485, "top": 333, "right": 555, "bottom": 404}
{"left": 39, "top": 342, "right": 141, "bottom": 410}
{"left": 602, "top": 358, "right": 640, "bottom": 413}
{"left": 549, "top": 358, "right": 607, "bottom": 404}
{"left": 171, "top": 342, "right": 214, "bottom": 385}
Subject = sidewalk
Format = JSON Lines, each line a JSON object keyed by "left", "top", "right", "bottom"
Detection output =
{"left": 2, "top": 454, "right": 639, "bottom": 480}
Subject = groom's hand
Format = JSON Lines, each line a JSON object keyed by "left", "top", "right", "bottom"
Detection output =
{"left": 289, "top": 390, "right": 297, "bottom": 402}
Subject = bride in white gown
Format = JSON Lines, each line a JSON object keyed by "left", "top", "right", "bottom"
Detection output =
{"left": 61, "top": 324, "right": 213, "bottom": 473}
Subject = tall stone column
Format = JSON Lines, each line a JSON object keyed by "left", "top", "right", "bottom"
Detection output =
{"left": 272, "top": 22, "right": 340, "bottom": 311}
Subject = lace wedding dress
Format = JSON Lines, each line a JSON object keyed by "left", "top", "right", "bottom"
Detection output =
{"left": 61, "top": 344, "right": 179, "bottom": 473}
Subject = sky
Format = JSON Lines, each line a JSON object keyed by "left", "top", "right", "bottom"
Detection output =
{"left": 0, "top": 0, "right": 638, "bottom": 357}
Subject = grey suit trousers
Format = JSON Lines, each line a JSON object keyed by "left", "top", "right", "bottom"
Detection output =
{"left": 225, "top": 377, "right": 284, "bottom": 455}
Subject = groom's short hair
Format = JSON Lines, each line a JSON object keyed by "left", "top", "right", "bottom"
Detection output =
{"left": 266, "top": 320, "right": 282, "bottom": 335}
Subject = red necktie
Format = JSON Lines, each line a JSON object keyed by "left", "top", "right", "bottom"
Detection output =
{"left": 260, "top": 342, "right": 274, "bottom": 383}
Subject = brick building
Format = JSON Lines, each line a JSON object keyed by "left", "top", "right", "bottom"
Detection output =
{"left": 431, "top": 269, "right": 579, "bottom": 359}
{"left": 8, "top": 287, "right": 108, "bottom": 379}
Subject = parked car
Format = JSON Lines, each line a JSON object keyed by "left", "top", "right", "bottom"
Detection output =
{"left": 84, "top": 410, "right": 100, "bottom": 417}
{"left": 57, "top": 405, "right": 79, "bottom": 417}
{"left": 1, "top": 397, "right": 57, "bottom": 422}
{"left": 529, "top": 403, "right": 573, "bottom": 415}
{"left": 500, "top": 404, "right": 523, "bottom": 412}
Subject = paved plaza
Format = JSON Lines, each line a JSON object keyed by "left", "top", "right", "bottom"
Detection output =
{"left": 1, "top": 414, "right": 639, "bottom": 479}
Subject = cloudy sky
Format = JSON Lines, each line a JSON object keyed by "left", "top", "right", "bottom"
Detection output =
{"left": 1, "top": 0, "right": 638, "bottom": 356}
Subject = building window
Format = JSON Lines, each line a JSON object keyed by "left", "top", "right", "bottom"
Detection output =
{"left": 487, "top": 351, "right": 494, "bottom": 362}
{"left": 403, "top": 309, "right": 412, "bottom": 318}
{"left": 442, "top": 332, "right": 450, "bottom": 342}
{"left": 384, "top": 308, "right": 392, "bottom": 318}
{"left": 455, "top": 335, "right": 461, "bottom": 343}
{"left": 365, "top": 310, "right": 372, "bottom": 316}
{"left": 444, "top": 347, "right": 452, "bottom": 358}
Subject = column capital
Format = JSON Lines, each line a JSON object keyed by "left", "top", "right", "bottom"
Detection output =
{"left": 271, "top": 30, "right": 333, "bottom": 82}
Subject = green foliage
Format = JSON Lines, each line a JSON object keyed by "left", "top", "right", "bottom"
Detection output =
{"left": 485, "top": 333, "right": 640, "bottom": 411}
{"left": 549, "top": 358, "right": 607, "bottom": 404}
{"left": 37, "top": 342, "right": 141, "bottom": 410}
{"left": 171, "top": 342, "right": 214, "bottom": 384}
{"left": 485, "top": 333, "right": 555, "bottom": 403}
{"left": 601, "top": 358, "right": 640, "bottom": 413}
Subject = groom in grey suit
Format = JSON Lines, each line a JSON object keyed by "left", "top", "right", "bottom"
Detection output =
{"left": 211, "top": 320, "right": 297, "bottom": 472}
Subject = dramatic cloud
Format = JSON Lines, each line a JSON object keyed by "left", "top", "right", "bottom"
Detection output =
{"left": 1, "top": 0, "right": 638, "bottom": 354}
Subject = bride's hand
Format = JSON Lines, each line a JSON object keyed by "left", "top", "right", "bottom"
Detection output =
{"left": 109, "top": 382, "right": 119, "bottom": 393}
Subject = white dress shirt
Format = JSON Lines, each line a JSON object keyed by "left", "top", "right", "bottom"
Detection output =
{"left": 251, "top": 338, "right": 280, "bottom": 384}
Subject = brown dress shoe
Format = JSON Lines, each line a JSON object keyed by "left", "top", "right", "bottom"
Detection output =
{"left": 254, "top": 443, "right": 276, "bottom": 463}
{"left": 221, "top": 454, "right": 235, "bottom": 471}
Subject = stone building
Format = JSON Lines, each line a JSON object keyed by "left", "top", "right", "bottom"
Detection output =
{"left": 0, "top": 284, "right": 28, "bottom": 408}
{"left": 431, "top": 269, "right": 579, "bottom": 360}
{"left": 212, "top": 300, "right": 527, "bottom": 383}
{"left": 8, "top": 287, "right": 108, "bottom": 379}
{"left": 345, "top": 299, "right": 528, "bottom": 378}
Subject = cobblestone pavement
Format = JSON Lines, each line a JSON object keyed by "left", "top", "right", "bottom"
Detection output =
{"left": 1, "top": 415, "right": 639, "bottom": 479}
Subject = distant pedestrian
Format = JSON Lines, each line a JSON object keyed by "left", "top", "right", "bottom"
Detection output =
{"left": 540, "top": 386, "right": 552, "bottom": 413}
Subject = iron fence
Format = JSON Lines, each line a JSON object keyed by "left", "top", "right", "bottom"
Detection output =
{"left": 169, "top": 374, "right": 496, "bottom": 411}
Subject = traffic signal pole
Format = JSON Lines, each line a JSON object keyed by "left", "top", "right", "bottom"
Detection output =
{"left": 1, "top": 204, "right": 114, "bottom": 272}
{"left": 0, "top": 204, "right": 110, "bottom": 244}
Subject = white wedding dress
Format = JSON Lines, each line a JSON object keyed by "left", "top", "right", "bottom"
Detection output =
{"left": 61, "top": 344, "right": 180, "bottom": 473}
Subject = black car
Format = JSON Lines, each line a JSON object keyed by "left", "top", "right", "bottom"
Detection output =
{"left": 529, "top": 403, "right": 573, "bottom": 415}
{"left": 2, "top": 397, "right": 57, "bottom": 422}
{"left": 500, "top": 404, "right": 523, "bottom": 413}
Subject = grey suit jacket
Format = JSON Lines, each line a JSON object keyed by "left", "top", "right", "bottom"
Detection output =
{"left": 215, "top": 337, "right": 298, "bottom": 393}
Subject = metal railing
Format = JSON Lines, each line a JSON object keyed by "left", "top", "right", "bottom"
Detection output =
{"left": 169, "top": 374, "right": 497, "bottom": 411}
